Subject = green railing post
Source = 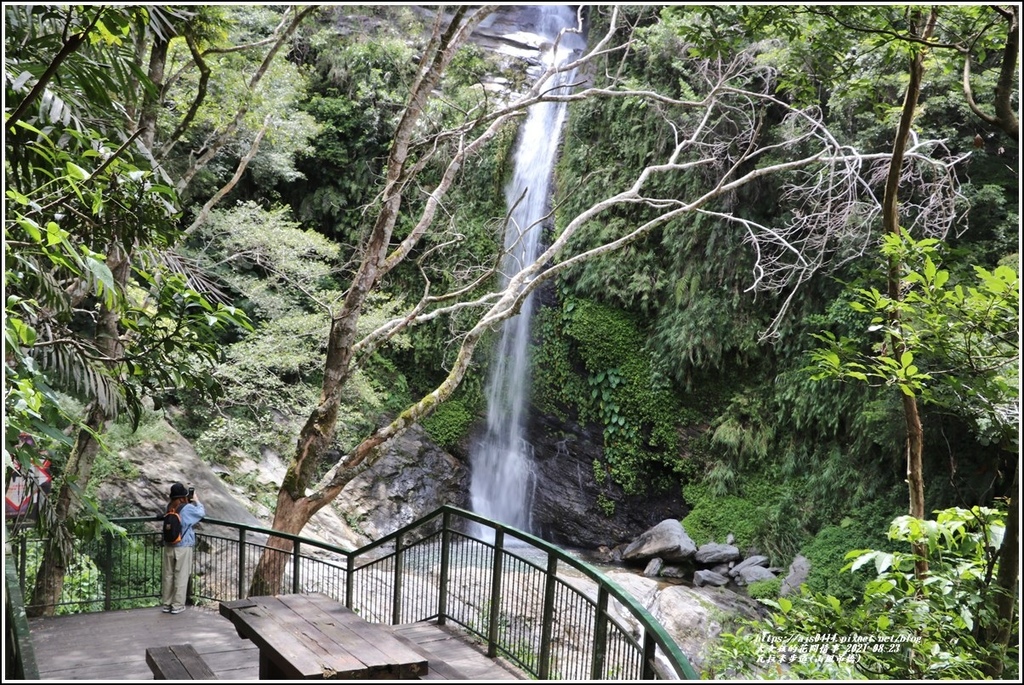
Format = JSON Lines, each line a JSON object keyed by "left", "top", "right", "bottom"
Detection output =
{"left": 292, "top": 540, "right": 302, "bottom": 594}
{"left": 345, "top": 554, "right": 354, "bottom": 609}
{"left": 237, "top": 529, "right": 248, "bottom": 600}
{"left": 538, "top": 555, "right": 558, "bottom": 679}
{"left": 103, "top": 531, "right": 113, "bottom": 611}
{"left": 642, "top": 630, "right": 657, "bottom": 680}
{"left": 486, "top": 528, "right": 505, "bottom": 658}
{"left": 438, "top": 511, "right": 451, "bottom": 626}
{"left": 590, "top": 586, "right": 609, "bottom": 680}
{"left": 392, "top": 532, "right": 404, "bottom": 625}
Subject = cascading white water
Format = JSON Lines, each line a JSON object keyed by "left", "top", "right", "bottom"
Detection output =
{"left": 469, "top": 7, "right": 585, "bottom": 533}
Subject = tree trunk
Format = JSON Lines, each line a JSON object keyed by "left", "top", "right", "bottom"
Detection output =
{"left": 27, "top": 407, "right": 104, "bottom": 616}
{"left": 982, "top": 460, "right": 1019, "bottom": 677}
{"left": 882, "top": 8, "right": 936, "bottom": 580}
{"left": 27, "top": 246, "right": 130, "bottom": 614}
{"left": 248, "top": 489, "right": 316, "bottom": 596}
{"left": 249, "top": 6, "right": 498, "bottom": 595}
{"left": 139, "top": 31, "right": 169, "bottom": 151}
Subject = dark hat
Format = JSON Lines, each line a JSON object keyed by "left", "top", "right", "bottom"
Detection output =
{"left": 169, "top": 482, "right": 188, "bottom": 498}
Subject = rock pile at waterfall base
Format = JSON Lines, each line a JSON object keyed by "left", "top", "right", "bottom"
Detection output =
{"left": 613, "top": 518, "right": 809, "bottom": 592}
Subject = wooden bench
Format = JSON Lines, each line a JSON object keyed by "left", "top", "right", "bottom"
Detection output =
{"left": 145, "top": 643, "right": 217, "bottom": 680}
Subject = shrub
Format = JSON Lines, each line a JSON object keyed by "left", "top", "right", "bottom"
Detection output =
{"left": 706, "top": 506, "right": 1018, "bottom": 680}
{"left": 746, "top": 577, "right": 782, "bottom": 600}
{"left": 420, "top": 398, "right": 474, "bottom": 450}
{"left": 800, "top": 501, "right": 900, "bottom": 600}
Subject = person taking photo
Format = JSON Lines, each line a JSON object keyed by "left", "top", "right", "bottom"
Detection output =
{"left": 160, "top": 482, "right": 205, "bottom": 614}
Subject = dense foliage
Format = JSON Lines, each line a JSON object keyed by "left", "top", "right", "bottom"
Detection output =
{"left": 4, "top": 4, "right": 1017, "bottom": 663}
{"left": 707, "top": 505, "right": 1017, "bottom": 680}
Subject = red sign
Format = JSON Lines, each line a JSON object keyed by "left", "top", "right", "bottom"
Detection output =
{"left": 5, "top": 459, "right": 52, "bottom": 519}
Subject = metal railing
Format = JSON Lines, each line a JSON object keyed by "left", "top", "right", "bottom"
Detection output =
{"left": 10, "top": 505, "right": 698, "bottom": 680}
{"left": 6, "top": 549, "right": 40, "bottom": 680}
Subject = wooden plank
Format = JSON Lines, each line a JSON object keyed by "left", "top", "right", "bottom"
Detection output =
{"left": 28, "top": 604, "right": 525, "bottom": 681}
{"left": 386, "top": 631, "right": 468, "bottom": 680}
{"left": 145, "top": 644, "right": 218, "bottom": 680}
{"left": 392, "top": 622, "right": 525, "bottom": 681}
{"left": 286, "top": 593, "right": 428, "bottom": 678}
{"left": 260, "top": 596, "right": 376, "bottom": 679}
{"left": 31, "top": 605, "right": 259, "bottom": 680}
{"left": 146, "top": 646, "right": 193, "bottom": 680}
{"left": 276, "top": 595, "right": 397, "bottom": 667}
{"left": 171, "top": 644, "right": 218, "bottom": 680}
{"left": 223, "top": 598, "right": 351, "bottom": 678}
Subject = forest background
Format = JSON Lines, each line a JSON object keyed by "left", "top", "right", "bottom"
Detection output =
{"left": 3, "top": 4, "right": 1019, "bottom": 679}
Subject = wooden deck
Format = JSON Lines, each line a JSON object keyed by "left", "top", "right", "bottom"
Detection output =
{"left": 27, "top": 602, "right": 524, "bottom": 681}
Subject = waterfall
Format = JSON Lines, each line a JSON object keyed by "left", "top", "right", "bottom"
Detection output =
{"left": 469, "top": 7, "right": 584, "bottom": 534}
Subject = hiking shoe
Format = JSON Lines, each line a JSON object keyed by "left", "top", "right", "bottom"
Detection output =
{"left": 161, "top": 605, "right": 172, "bottom": 613}
{"left": 170, "top": 606, "right": 186, "bottom": 614}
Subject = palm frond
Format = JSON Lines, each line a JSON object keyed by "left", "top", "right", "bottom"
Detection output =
{"left": 33, "top": 337, "right": 126, "bottom": 420}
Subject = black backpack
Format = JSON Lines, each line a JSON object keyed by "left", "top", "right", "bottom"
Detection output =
{"left": 163, "top": 506, "right": 183, "bottom": 544}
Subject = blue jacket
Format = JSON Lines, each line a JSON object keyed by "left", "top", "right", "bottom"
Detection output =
{"left": 175, "top": 501, "right": 206, "bottom": 547}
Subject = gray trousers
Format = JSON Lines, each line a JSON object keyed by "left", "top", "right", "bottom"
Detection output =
{"left": 161, "top": 545, "right": 194, "bottom": 609}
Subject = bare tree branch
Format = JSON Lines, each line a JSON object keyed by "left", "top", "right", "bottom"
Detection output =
{"left": 184, "top": 115, "right": 272, "bottom": 235}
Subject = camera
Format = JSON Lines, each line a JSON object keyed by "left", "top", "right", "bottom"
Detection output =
{"left": 187, "top": 486, "right": 195, "bottom": 500}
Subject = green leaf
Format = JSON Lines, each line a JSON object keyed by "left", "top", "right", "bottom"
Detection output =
{"left": 877, "top": 614, "right": 891, "bottom": 630}
{"left": 17, "top": 217, "right": 42, "bottom": 242}
{"left": 85, "top": 257, "right": 116, "bottom": 299}
{"left": 6, "top": 189, "right": 31, "bottom": 205}
{"left": 9, "top": 318, "right": 37, "bottom": 346}
{"left": 46, "top": 221, "right": 64, "bottom": 246}
{"left": 850, "top": 551, "right": 876, "bottom": 572}
{"left": 874, "top": 552, "right": 893, "bottom": 574}
{"left": 66, "top": 162, "right": 90, "bottom": 180}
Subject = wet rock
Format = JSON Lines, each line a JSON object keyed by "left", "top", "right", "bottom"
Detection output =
{"left": 736, "top": 565, "right": 777, "bottom": 586}
{"left": 695, "top": 542, "right": 741, "bottom": 565}
{"left": 622, "top": 519, "right": 698, "bottom": 563}
{"left": 693, "top": 570, "right": 730, "bottom": 587}
{"left": 660, "top": 565, "right": 690, "bottom": 579}
{"left": 644, "top": 558, "right": 664, "bottom": 577}
{"left": 728, "top": 555, "right": 770, "bottom": 577}
{"left": 527, "top": 409, "right": 687, "bottom": 547}
{"left": 781, "top": 554, "right": 811, "bottom": 596}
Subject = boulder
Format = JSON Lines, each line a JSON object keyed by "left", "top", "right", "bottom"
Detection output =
{"left": 659, "top": 565, "right": 689, "bottom": 579}
{"left": 695, "top": 542, "right": 741, "bottom": 565}
{"left": 780, "top": 554, "right": 811, "bottom": 597}
{"left": 693, "top": 570, "right": 729, "bottom": 587}
{"left": 653, "top": 584, "right": 765, "bottom": 670}
{"left": 728, "top": 554, "right": 770, "bottom": 577}
{"left": 643, "top": 558, "right": 664, "bottom": 577}
{"left": 736, "top": 565, "right": 776, "bottom": 586}
{"left": 622, "top": 519, "right": 698, "bottom": 563}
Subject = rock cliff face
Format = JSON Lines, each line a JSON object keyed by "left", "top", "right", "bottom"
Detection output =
{"left": 103, "top": 420, "right": 468, "bottom": 551}
{"left": 525, "top": 409, "right": 688, "bottom": 549}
